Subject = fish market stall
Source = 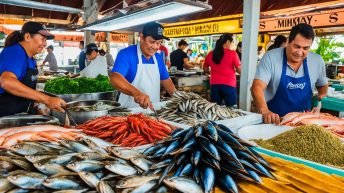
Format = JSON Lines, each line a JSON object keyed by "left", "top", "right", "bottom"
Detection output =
{"left": 0, "top": 122, "right": 343, "bottom": 193}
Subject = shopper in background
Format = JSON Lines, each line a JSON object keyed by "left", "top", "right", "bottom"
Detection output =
{"left": 170, "top": 39, "right": 193, "bottom": 70}
{"left": 111, "top": 22, "right": 176, "bottom": 109}
{"left": 267, "top": 35, "right": 287, "bottom": 51}
{"left": 0, "top": 21, "right": 66, "bottom": 117}
{"left": 203, "top": 33, "right": 241, "bottom": 107}
{"left": 99, "top": 49, "right": 115, "bottom": 69}
{"left": 42, "top": 45, "right": 58, "bottom": 71}
{"left": 251, "top": 23, "right": 328, "bottom": 124}
{"left": 236, "top": 42, "right": 242, "bottom": 60}
{"left": 158, "top": 44, "right": 171, "bottom": 68}
{"left": 78, "top": 41, "right": 86, "bottom": 71}
{"left": 80, "top": 43, "right": 108, "bottom": 78}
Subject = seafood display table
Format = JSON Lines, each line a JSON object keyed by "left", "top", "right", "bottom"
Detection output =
{"left": 313, "top": 97, "right": 344, "bottom": 113}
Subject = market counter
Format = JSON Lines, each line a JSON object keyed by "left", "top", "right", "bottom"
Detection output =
{"left": 313, "top": 97, "right": 344, "bottom": 114}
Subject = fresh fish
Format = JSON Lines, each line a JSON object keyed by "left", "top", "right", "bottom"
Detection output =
{"left": 66, "top": 160, "right": 104, "bottom": 172}
{"left": 0, "top": 177, "right": 15, "bottom": 192}
{"left": 150, "top": 158, "right": 173, "bottom": 170}
{"left": 25, "top": 154, "right": 57, "bottom": 163}
{"left": 43, "top": 175, "right": 86, "bottom": 190}
{"left": 200, "top": 138, "right": 221, "bottom": 161}
{"left": 9, "top": 143, "right": 47, "bottom": 155}
{"left": 245, "top": 169, "right": 262, "bottom": 183}
{"left": 143, "top": 144, "right": 162, "bottom": 156}
{"left": 163, "top": 140, "right": 181, "bottom": 156}
{"left": 60, "top": 140, "right": 94, "bottom": 153}
{"left": 98, "top": 180, "right": 115, "bottom": 193}
{"left": 193, "top": 168, "right": 200, "bottom": 184}
{"left": 116, "top": 175, "right": 160, "bottom": 189}
{"left": 170, "top": 138, "right": 196, "bottom": 155}
{"left": 158, "top": 161, "right": 176, "bottom": 184}
{"left": 202, "top": 167, "right": 215, "bottom": 193}
{"left": 0, "top": 159, "right": 17, "bottom": 170}
{"left": 163, "top": 177, "right": 203, "bottom": 193}
{"left": 202, "top": 157, "right": 221, "bottom": 171}
{"left": 191, "top": 150, "right": 202, "bottom": 166}
{"left": 253, "top": 162, "right": 276, "bottom": 179}
{"left": 77, "top": 152, "right": 112, "bottom": 161}
{"left": 130, "top": 157, "right": 152, "bottom": 171}
{"left": 205, "top": 122, "right": 218, "bottom": 141}
{"left": 176, "top": 154, "right": 186, "bottom": 165}
{"left": 217, "top": 129, "right": 244, "bottom": 149}
{"left": 173, "top": 164, "right": 184, "bottom": 177}
{"left": 215, "top": 140, "right": 238, "bottom": 161}
{"left": 155, "top": 185, "right": 169, "bottom": 193}
{"left": 82, "top": 136, "right": 114, "bottom": 149}
{"left": 105, "top": 162, "right": 137, "bottom": 176}
{"left": 179, "top": 163, "right": 193, "bottom": 176}
{"left": 7, "top": 172, "right": 47, "bottom": 189}
{"left": 78, "top": 172, "right": 100, "bottom": 189}
{"left": 217, "top": 124, "right": 234, "bottom": 134}
{"left": 181, "top": 127, "right": 195, "bottom": 143}
{"left": 12, "top": 159, "right": 35, "bottom": 171}
{"left": 217, "top": 173, "right": 238, "bottom": 193}
{"left": 48, "top": 153, "right": 79, "bottom": 165}
{"left": 151, "top": 147, "right": 167, "bottom": 157}
{"left": 195, "top": 126, "right": 203, "bottom": 137}
{"left": 34, "top": 162, "right": 71, "bottom": 175}
{"left": 108, "top": 147, "right": 144, "bottom": 160}
{"left": 130, "top": 180, "right": 157, "bottom": 193}
{"left": 170, "top": 129, "right": 188, "bottom": 138}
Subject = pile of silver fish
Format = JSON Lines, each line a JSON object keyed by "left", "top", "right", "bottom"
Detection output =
{"left": 68, "top": 102, "right": 121, "bottom": 112}
{"left": 158, "top": 91, "right": 243, "bottom": 125}
{"left": 143, "top": 121, "right": 276, "bottom": 193}
{"left": 0, "top": 135, "right": 185, "bottom": 193}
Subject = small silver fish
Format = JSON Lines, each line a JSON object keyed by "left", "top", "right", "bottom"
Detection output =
{"left": 129, "top": 157, "right": 152, "bottom": 172}
{"left": 105, "top": 162, "right": 137, "bottom": 176}
{"left": 9, "top": 144, "right": 47, "bottom": 155}
{"left": 7, "top": 172, "right": 47, "bottom": 189}
{"left": 60, "top": 140, "right": 94, "bottom": 153}
{"left": 66, "top": 160, "right": 104, "bottom": 172}
{"left": 116, "top": 175, "right": 159, "bottom": 189}
{"left": 43, "top": 176, "right": 85, "bottom": 190}
{"left": 108, "top": 147, "right": 144, "bottom": 160}
{"left": 33, "top": 162, "right": 71, "bottom": 175}
{"left": 0, "top": 177, "right": 15, "bottom": 192}
{"left": 163, "top": 177, "right": 203, "bottom": 193}
{"left": 98, "top": 180, "right": 115, "bottom": 193}
{"left": 130, "top": 180, "right": 157, "bottom": 193}
{"left": 78, "top": 172, "right": 100, "bottom": 189}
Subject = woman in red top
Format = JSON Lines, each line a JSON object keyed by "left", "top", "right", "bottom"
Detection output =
{"left": 203, "top": 34, "right": 241, "bottom": 107}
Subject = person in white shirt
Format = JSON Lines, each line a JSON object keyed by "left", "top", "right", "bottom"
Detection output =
{"left": 80, "top": 43, "right": 108, "bottom": 78}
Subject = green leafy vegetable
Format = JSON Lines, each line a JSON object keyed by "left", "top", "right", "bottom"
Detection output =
{"left": 44, "top": 75, "right": 114, "bottom": 94}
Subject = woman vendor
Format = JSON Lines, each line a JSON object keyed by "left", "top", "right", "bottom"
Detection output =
{"left": 0, "top": 21, "right": 66, "bottom": 117}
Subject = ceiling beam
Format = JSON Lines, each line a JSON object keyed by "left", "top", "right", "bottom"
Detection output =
{"left": 0, "top": 14, "right": 71, "bottom": 25}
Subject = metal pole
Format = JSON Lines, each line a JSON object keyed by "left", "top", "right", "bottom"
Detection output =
{"left": 239, "top": 0, "right": 261, "bottom": 111}
{"left": 83, "top": 0, "right": 98, "bottom": 45}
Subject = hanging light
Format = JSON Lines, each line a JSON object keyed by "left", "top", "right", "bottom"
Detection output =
{"left": 79, "top": 0, "right": 212, "bottom": 31}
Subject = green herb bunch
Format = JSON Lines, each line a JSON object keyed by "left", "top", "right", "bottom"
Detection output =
{"left": 44, "top": 75, "right": 114, "bottom": 94}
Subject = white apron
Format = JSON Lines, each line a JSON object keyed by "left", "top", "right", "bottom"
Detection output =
{"left": 118, "top": 45, "right": 160, "bottom": 108}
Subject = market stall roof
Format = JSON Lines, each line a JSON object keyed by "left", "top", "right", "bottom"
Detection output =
{"left": 0, "top": 0, "right": 342, "bottom": 30}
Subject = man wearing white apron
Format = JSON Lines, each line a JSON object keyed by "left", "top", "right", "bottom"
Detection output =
{"left": 110, "top": 22, "right": 176, "bottom": 109}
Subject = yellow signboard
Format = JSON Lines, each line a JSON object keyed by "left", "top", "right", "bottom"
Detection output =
{"left": 164, "top": 20, "right": 241, "bottom": 38}
{"left": 259, "top": 9, "right": 344, "bottom": 32}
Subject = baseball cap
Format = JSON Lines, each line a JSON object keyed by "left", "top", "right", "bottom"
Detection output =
{"left": 47, "top": 45, "right": 54, "bottom": 50}
{"left": 86, "top": 43, "right": 99, "bottom": 55}
{"left": 142, "top": 22, "right": 170, "bottom": 41}
{"left": 22, "top": 21, "right": 55, "bottom": 40}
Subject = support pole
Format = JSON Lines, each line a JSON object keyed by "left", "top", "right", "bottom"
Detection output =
{"left": 239, "top": 0, "right": 261, "bottom": 111}
{"left": 83, "top": 0, "right": 98, "bottom": 45}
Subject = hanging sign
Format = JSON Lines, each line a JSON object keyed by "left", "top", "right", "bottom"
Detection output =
{"left": 95, "top": 32, "right": 129, "bottom": 43}
{"left": 164, "top": 20, "right": 241, "bottom": 38}
{"left": 259, "top": 9, "right": 344, "bottom": 32}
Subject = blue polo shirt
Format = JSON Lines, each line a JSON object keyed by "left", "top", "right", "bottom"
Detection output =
{"left": 0, "top": 43, "right": 36, "bottom": 94}
{"left": 112, "top": 45, "right": 169, "bottom": 83}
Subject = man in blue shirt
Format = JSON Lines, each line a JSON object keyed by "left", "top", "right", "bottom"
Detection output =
{"left": 78, "top": 41, "right": 86, "bottom": 71}
{"left": 111, "top": 22, "right": 176, "bottom": 109}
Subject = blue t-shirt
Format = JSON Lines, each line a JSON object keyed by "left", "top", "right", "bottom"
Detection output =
{"left": 0, "top": 43, "right": 36, "bottom": 94}
{"left": 78, "top": 50, "right": 86, "bottom": 71}
{"left": 111, "top": 45, "right": 169, "bottom": 83}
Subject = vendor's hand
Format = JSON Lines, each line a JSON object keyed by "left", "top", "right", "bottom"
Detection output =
{"left": 45, "top": 97, "right": 66, "bottom": 113}
{"left": 134, "top": 92, "right": 153, "bottom": 110}
{"left": 260, "top": 109, "right": 280, "bottom": 125}
{"left": 317, "top": 94, "right": 325, "bottom": 101}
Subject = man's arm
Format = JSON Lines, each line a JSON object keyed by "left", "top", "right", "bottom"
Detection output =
{"left": 251, "top": 79, "right": 280, "bottom": 124}
{"left": 235, "top": 66, "right": 241, "bottom": 74}
{"left": 0, "top": 72, "right": 66, "bottom": 112}
{"left": 317, "top": 85, "right": 328, "bottom": 100}
{"left": 110, "top": 72, "right": 153, "bottom": 109}
{"left": 183, "top": 58, "right": 193, "bottom": 69}
{"left": 161, "top": 78, "right": 176, "bottom": 96}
